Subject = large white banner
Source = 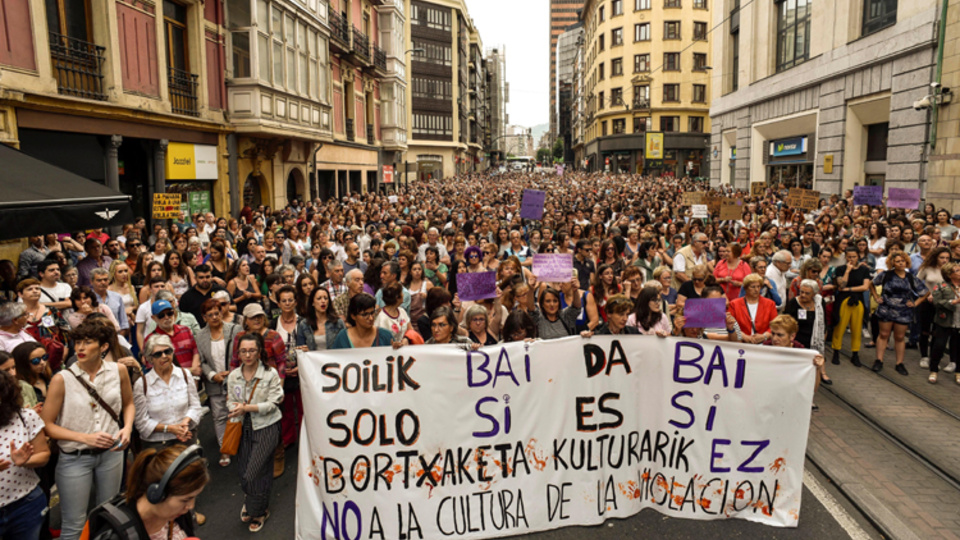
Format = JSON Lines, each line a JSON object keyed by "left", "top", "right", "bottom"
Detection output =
{"left": 296, "top": 336, "right": 816, "bottom": 539}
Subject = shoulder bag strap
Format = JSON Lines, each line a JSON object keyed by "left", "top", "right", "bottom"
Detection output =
{"left": 65, "top": 368, "right": 123, "bottom": 427}
{"left": 245, "top": 378, "right": 260, "bottom": 405}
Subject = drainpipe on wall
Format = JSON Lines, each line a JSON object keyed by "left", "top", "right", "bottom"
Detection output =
{"left": 929, "top": 0, "right": 950, "bottom": 150}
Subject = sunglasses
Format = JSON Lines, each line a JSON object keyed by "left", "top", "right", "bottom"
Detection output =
{"left": 30, "top": 354, "right": 49, "bottom": 365}
{"left": 157, "top": 310, "right": 175, "bottom": 319}
{"left": 468, "top": 253, "right": 480, "bottom": 258}
{"left": 150, "top": 348, "right": 174, "bottom": 359}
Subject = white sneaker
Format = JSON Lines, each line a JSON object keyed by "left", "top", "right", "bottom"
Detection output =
{"left": 945, "top": 362, "right": 957, "bottom": 373}
{"left": 919, "top": 357, "right": 930, "bottom": 369}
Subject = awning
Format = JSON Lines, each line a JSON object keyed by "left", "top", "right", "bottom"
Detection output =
{"left": 0, "top": 143, "right": 134, "bottom": 241}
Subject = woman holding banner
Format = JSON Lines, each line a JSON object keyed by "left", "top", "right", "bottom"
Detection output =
{"left": 729, "top": 274, "right": 778, "bottom": 344}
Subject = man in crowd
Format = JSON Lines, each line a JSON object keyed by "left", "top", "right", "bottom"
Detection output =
{"left": 90, "top": 268, "right": 130, "bottom": 337}
{"left": 179, "top": 264, "right": 224, "bottom": 326}
{"left": 146, "top": 298, "right": 201, "bottom": 375}
{"left": 321, "top": 260, "right": 348, "bottom": 302}
{"left": 37, "top": 257, "right": 72, "bottom": 311}
{"left": 673, "top": 233, "right": 708, "bottom": 287}
{"left": 76, "top": 238, "right": 112, "bottom": 288}
{"left": 342, "top": 241, "right": 367, "bottom": 275}
{"left": 17, "top": 236, "right": 48, "bottom": 279}
{"left": 334, "top": 269, "right": 365, "bottom": 321}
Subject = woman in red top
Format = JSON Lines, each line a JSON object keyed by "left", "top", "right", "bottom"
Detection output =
{"left": 728, "top": 274, "right": 778, "bottom": 344}
{"left": 713, "top": 242, "right": 751, "bottom": 301}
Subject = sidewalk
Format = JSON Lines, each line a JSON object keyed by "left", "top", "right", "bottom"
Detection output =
{"left": 804, "top": 334, "right": 960, "bottom": 540}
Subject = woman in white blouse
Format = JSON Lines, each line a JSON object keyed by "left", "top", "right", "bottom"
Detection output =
{"left": 133, "top": 334, "right": 202, "bottom": 450}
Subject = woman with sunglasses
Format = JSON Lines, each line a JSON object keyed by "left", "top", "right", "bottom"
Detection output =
{"left": 482, "top": 242, "right": 500, "bottom": 272}
{"left": 12, "top": 342, "right": 51, "bottom": 412}
{"left": 133, "top": 334, "right": 202, "bottom": 453}
{"left": 464, "top": 246, "right": 485, "bottom": 273}
{"left": 676, "top": 264, "right": 710, "bottom": 309}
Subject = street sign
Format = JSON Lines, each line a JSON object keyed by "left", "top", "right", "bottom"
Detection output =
{"left": 152, "top": 193, "right": 182, "bottom": 219}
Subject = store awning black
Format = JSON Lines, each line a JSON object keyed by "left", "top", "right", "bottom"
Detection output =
{"left": 0, "top": 143, "right": 134, "bottom": 241}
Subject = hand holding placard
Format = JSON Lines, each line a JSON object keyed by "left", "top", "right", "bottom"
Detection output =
{"left": 456, "top": 271, "right": 498, "bottom": 302}
{"left": 520, "top": 190, "right": 546, "bottom": 220}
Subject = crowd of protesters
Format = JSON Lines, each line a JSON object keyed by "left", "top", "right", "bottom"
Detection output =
{"left": 2, "top": 168, "right": 958, "bottom": 538}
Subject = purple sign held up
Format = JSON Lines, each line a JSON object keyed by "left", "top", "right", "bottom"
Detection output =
{"left": 520, "top": 189, "right": 546, "bottom": 220}
{"left": 532, "top": 253, "right": 573, "bottom": 282}
{"left": 456, "top": 271, "right": 497, "bottom": 302}
{"left": 853, "top": 185, "right": 883, "bottom": 206}
{"left": 887, "top": 188, "right": 921, "bottom": 210}
{"left": 683, "top": 298, "right": 727, "bottom": 329}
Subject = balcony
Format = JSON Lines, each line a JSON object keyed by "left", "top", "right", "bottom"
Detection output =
{"left": 367, "top": 123, "right": 375, "bottom": 144}
{"left": 49, "top": 32, "right": 107, "bottom": 101}
{"left": 329, "top": 11, "right": 351, "bottom": 52}
{"left": 373, "top": 45, "right": 387, "bottom": 73}
{"left": 346, "top": 118, "right": 355, "bottom": 142}
{"left": 168, "top": 67, "right": 199, "bottom": 117}
{"left": 352, "top": 27, "right": 370, "bottom": 64}
{"left": 632, "top": 97, "right": 651, "bottom": 112}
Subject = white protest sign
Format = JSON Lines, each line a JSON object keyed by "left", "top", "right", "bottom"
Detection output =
{"left": 297, "top": 336, "right": 816, "bottom": 539}
{"left": 691, "top": 205, "right": 708, "bottom": 219}
{"left": 532, "top": 253, "right": 573, "bottom": 282}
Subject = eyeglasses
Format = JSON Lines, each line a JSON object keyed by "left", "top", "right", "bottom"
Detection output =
{"left": 156, "top": 310, "right": 175, "bottom": 319}
{"left": 693, "top": 278, "right": 705, "bottom": 282}
{"left": 150, "top": 348, "right": 173, "bottom": 359}
{"left": 30, "top": 354, "right": 49, "bottom": 365}
{"left": 238, "top": 349, "right": 259, "bottom": 356}
{"left": 358, "top": 310, "right": 377, "bottom": 319}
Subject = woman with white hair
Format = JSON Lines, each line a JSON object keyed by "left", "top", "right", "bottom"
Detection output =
{"left": 214, "top": 289, "right": 244, "bottom": 327}
{"left": 785, "top": 278, "right": 831, "bottom": 386}
{"left": 133, "top": 334, "right": 202, "bottom": 450}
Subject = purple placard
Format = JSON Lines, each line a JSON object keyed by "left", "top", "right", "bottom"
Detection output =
{"left": 683, "top": 298, "right": 727, "bottom": 328}
{"left": 853, "top": 185, "right": 883, "bottom": 206}
{"left": 887, "top": 188, "right": 921, "bottom": 210}
{"left": 532, "top": 253, "right": 573, "bottom": 282}
{"left": 520, "top": 189, "right": 546, "bottom": 220}
{"left": 456, "top": 271, "right": 497, "bottom": 302}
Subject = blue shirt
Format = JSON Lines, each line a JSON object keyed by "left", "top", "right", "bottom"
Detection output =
{"left": 96, "top": 289, "right": 129, "bottom": 331}
{"left": 910, "top": 252, "right": 924, "bottom": 274}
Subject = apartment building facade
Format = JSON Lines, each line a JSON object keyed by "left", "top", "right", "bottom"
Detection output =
{"left": 709, "top": 0, "right": 940, "bottom": 195}
{"left": 404, "top": 0, "right": 484, "bottom": 181}
{"left": 580, "top": 0, "right": 713, "bottom": 176}
{"left": 0, "top": 0, "right": 230, "bottom": 218}
{"left": 550, "top": 0, "right": 585, "bottom": 142}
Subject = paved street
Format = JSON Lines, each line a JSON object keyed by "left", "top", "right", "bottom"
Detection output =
{"left": 193, "top": 412, "right": 879, "bottom": 540}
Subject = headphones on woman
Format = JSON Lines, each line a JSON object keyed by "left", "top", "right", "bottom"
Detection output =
{"left": 146, "top": 444, "right": 204, "bottom": 504}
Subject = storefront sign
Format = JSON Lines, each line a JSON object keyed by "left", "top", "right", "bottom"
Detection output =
{"left": 152, "top": 193, "right": 182, "bottom": 219}
{"left": 770, "top": 137, "right": 806, "bottom": 158}
{"left": 166, "top": 143, "right": 218, "bottom": 180}
{"left": 296, "top": 337, "right": 816, "bottom": 538}
{"left": 645, "top": 132, "right": 664, "bottom": 160}
{"left": 383, "top": 165, "right": 394, "bottom": 184}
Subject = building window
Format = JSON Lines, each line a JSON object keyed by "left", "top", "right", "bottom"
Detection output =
{"left": 613, "top": 118, "right": 626, "bottom": 134}
{"left": 689, "top": 116, "right": 704, "bottom": 132}
{"left": 663, "top": 84, "right": 679, "bottom": 102}
{"left": 776, "top": 0, "right": 812, "bottom": 72}
{"left": 634, "top": 53, "right": 650, "bottom": 72}
{"left": 693, "top": 84, "right": 706, "bottom": 102}
{"left": 612, "top": 27, "right": 623, "bottom": 46}
{"left": 412, "top": 113, "right": 453, "bottom": 136}
{"left": 693, "top": 53, "right": 707, "bottom": 71}
{"left": 693, "top": 21, "right": 708, "bottom": 40}
{"left": 665, "top": 0, "right": 681, "bottom": 7}
{"left": 413, "top": 41, "right": 452, "bottom": 66}
{"left": 612, "top": 0, "right": 623, "bottom": 16}
{"left": 863, "top": 0, "right": 897, "bottom": 36}
{"left": 611, "top": 57, "right": 623, "bottom": 76}
{"left": 636, "top": 0, "right": 651, "bottom": 9}
{"left": 163, "top": 0, "right": 189, "bottom": 72}
{"left": 694, "top": 0, "right": 707, "bottom": 8}
{"left": 601, "top": 120, "right": 608, "bottom": 136}
{"left": 660, "top": 116, "right": 679, "bottom": 132}
{"left": 599, "top": 63, "right": 605, "bottom": 80}
{"left": 635, "top": 23, "right": 650, "bottom": 41}
{"left": 633, "top": 85, "right": 650, "bottom": 108}
{"left": 411, "top": 2, "right": 451, "bottom": 31}
{"left": 599, "top": 5, "right": 605, "bottom": 21}
{"left": 664, "top": 53, "right": 680, "bottom": 71}
{"left": 599, "top": 91, "right": 605, "bottom": 109}
{"left": 599, "top": 34, "right": 605, "bottom": 51}
{"left": 664, "top": 21, "right": 681, "bottom": 40}
{"left": 611, "top": 87, "right": 623, "bottom": 106}
{"left": 412, "top": 77, "right": 452, "bottom": 99}
{"left": 731, "top": 30, "right": 740, "bottom": 91}
{"left": 634, "top": 117, "right": 651, "bottom": 132}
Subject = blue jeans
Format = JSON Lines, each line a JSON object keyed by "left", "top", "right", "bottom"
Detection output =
{"left": 0, "top": 485, "right": 46, "bottom": 540}
{"left": 56, "top": 451, "right": 124, "bottom": 540}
